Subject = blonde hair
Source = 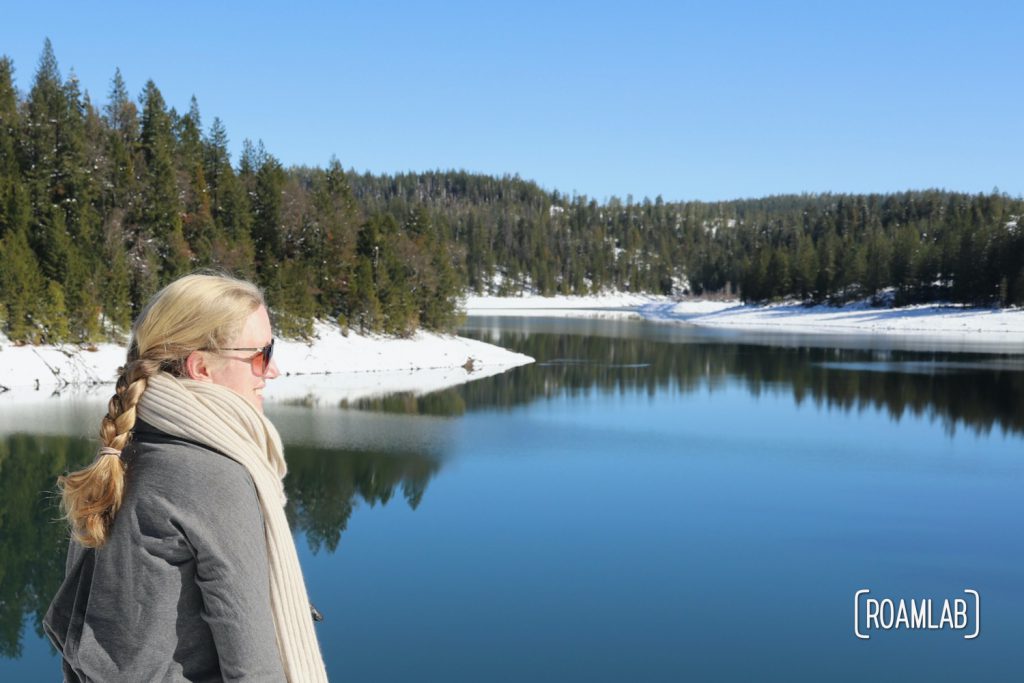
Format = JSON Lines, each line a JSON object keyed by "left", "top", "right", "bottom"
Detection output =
{"left": 59, "top": 272, "right": 265, "bottom": 547}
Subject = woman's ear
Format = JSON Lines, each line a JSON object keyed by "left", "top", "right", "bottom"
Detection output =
{"left": 183, "top": 351, "right": 214, "bottom": 382}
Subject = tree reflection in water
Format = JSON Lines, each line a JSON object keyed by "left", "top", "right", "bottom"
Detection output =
{"left": 354, "top": 327, "right": 1024, "bottom": 437}
{"left": 0, "top": 434, "right": 437, "bottom": 659}
{"left": 0, "top": 435, "right": 92, "bottom": 658}
{"left": 284, "top": 445, "right": 439, "bottom": 553}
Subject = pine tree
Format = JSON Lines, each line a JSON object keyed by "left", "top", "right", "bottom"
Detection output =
{"left": 99, "top": 216, "right": 132, "bottom": 335}
{"left": 23, "top": 40, "right": 72, "bottom": 284}
{"left": 176, "top": 96, "right": 203, "bottom": 170}
{"left": 204, "top": 117, "right": 229, "bottom": 196}
{"left": 0, "top": 58, "right": 29, "bottom": 242}
{"left": 890, "top": 225, "right": 919, "bottom": 303}
{"left": 349, "top": 255, "right": 380, "bottom": 332}
{"left": 182, "top": 162, "right": 217, "bottom": 265}
{"left": 380, "top": 247, "right": 418, "bottom": 334}
{"left": 139, "top": 79, "right": 189, "bottom": 279}
{"left": 814, "top": 228, "right": 837, "bottom": 300}
{"left": 40, "top": 279, "right": 71, "bottom": 343}
{"left": 103, "top": 68, "right": 139, "bottom": 211}
{"left": 59, "top": 72, "right": 103, "bottom": 340}
{"left": 791, "top": 232, "right": 817, "bottom": 300}
{"left": 175, "top": 96, "right": 219, "bottom": 265}
{"left": 741, "top": 250, "right": 768, "bottom": 302}
{"left": 309, "top": 158, "right": 360, "bottom": 315}
{"left": 836, "top": 232, "right": 867, "bottom": 301}
{"left": 23, "top": 40, "right": 63, "bottom": 201}
{"left": 246, "top": 141, "right": 286, "bottom": 280}
{"left": 0, "top": 228, "right": 47, "bottom": 341}
{"left": 863, "top": 227, "right": 892, "bottom": 297}
{"left": 57, "top": 70, "right": 95, "bottom": 242}
{"left": 766, "top": 247, "right": 791, "bottom": 300}
{"left": 269, "top": 261, "right": 315, "bottom": 338}
{"left": 204, "top": 119, "right": 254, "bottom": 276}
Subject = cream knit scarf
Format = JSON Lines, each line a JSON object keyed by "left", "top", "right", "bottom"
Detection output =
{"left": 137, "top": 372, "right": 328, "bottom": 683}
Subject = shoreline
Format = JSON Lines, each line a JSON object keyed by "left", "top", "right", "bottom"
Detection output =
{"left": 463, "top": 294, "right": 1024, "bottom": 341}
{"left": 638, "top": 300, "right": 1024, "bottom": 339}
{"left": 464, "top": 294, "right": 1024, "bottom": 355}
{"left": 0, "top": 320, "right": 534, "bottom": 404}
{"left": 4, "top": 292, "right": 1022, "bottom": 403}
{"left": 462, "top": 293, "right": 669, "bottom": 318}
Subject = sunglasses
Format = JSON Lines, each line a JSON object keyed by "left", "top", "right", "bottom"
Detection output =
{"left": 207, "top": 339, "right": 275, "bottom": 377}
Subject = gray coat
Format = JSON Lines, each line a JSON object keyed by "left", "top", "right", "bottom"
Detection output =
{"left": 44, "top": 420, "right": 287, "bottom": 682}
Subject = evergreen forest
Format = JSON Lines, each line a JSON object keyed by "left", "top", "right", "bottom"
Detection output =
{"left": 1, "top": 43, "right": 1022, "bottom": 344}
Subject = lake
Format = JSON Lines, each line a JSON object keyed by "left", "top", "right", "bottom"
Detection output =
{"left": 2, "top": 316, "right": 1022, "bottom": 681}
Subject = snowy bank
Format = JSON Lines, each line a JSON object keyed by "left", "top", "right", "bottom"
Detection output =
{"left": 638, "top": 300, "right": 1024, "bottom": 342}
{"left": 0, "top": 320, "right": 534, "bottom": 408}
{"left": 463, "top": 293, "right": 670, "bottom": 318}
{"left": 465, "top": 293, "right": 1024, "bottom": 349}
{"left": 0, "top": 365, "right": 523, "bottom": 438}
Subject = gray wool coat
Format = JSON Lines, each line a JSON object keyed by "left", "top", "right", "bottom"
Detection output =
{"left": 44, "top": 420, "right": 287, "bottom": 682}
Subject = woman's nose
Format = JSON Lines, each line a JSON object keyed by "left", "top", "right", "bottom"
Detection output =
{"left": 266, "top": 357, "right": 281, "bottom": 379}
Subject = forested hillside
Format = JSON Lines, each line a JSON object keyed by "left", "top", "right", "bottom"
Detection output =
{"left": 0, "top": 42, "right": 465, "bottom": 342}
{"left": 1, "top": 43, "right": 1022, "bottom": 344}
{"left": 348, "top": 172, "right": 1024, "bottom": 307}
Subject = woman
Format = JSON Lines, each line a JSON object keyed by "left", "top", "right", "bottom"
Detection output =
{"left": 44, "top": 273, "right": 328, "bottom": 682}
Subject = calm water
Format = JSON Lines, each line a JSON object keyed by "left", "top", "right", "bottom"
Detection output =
{"left": 2, "top": 317, "right": 1022, "bottom": 681}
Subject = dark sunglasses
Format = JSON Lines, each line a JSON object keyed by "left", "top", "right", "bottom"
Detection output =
{"left": 206, "top": 339, "right": 275, "bottom": 377}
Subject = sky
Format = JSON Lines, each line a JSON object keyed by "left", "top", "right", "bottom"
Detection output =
{"left": 2, "top": 1, "right": 1021, "bottom": 203}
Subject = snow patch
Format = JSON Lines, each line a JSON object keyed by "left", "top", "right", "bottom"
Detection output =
{"left": 0, "top": 321, "right": 534, "bottom": 405}
{"left": 639, "top": 298, "right": 1024, "bottom": 342}
{"left": 465, "top": 291, "right": 1024, "bottom": 345}
{"left": 463, "top": 292, "right": 672, "bottom": 318}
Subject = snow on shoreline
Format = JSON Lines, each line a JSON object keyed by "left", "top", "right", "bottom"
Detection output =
{"left": 0, "top": 320, "right": 534, "bottom": 407}
{"left": 465, "top": 294, "right": 1024, "bottom": 345}
{"left": 639, "top": 300, "right": 1024, "bottom": 339}
{"left": 4, "top": 292, "right": 1021, "bottom": 410}
{"left": 462, "top": 293, "right": 671, "bottom": 318}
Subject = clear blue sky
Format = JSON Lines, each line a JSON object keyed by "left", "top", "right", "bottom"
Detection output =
{"left": 2, "top": 1, "right": 1020, "bottom": 202}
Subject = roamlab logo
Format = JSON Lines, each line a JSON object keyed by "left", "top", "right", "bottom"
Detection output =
{"left": 854, "top": 589, "right": 980, "bottom": 640}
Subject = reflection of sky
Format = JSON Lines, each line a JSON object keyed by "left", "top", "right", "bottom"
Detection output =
{"left": 300, "top": 378, "right": 1024, "bottom": 681}
{"left": 0, "top": 626, "right": 55, "bottom": 679}
{"left": 450, "top": 381, "right": 1019, "bottom": 473}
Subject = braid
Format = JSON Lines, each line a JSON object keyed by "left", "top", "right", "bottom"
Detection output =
{"left": 60, "top": 358, "right": 162, "bottom": 548}
{"left": 100, "top": 359, "right": 161, "bottom": 452}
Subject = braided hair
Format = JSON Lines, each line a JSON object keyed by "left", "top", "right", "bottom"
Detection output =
{"left": 59, "top": 273, "right": 264, "bottom": 547}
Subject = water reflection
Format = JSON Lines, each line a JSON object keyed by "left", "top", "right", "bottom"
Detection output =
{"left": 284, "top": 445, "right": 439, "bottom": 553}
{"left": 347, "top": 318, "right": 1024, "bottom": 437}
{"left": 0, "top": 434, "right": 437, "bottom": 660}
{"left": 0, "top": 435, "right": 92, "bottom": 658}
{"left": 344, "top": 391, "right": 468, "bottom": 418}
